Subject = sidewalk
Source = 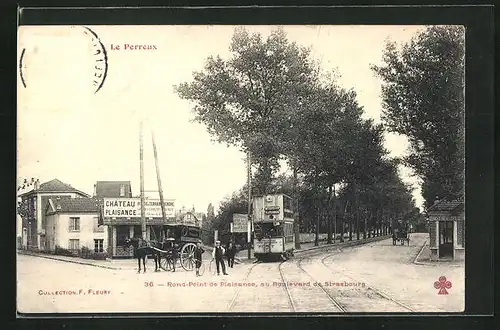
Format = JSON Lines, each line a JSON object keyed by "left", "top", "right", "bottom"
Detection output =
{"left": 18, "top": 234, "right": 391, "bottom": 270}
{"left": 206, "top": 234, "right": 391, "bottom": 263}
{"left": 413, "top": 241, "right": 464, "bottom": 267}
{"left": 17, "top": 250, "right": 139, "bottom": 270}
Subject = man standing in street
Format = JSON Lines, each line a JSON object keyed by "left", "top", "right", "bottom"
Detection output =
{"left": 212, "top": 240, "right": 228, "bottom": 275}
{"left": 226, "top": 242, "right": 237, "bottom": 268}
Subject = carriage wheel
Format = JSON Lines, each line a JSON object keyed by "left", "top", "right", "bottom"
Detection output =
{"left": 160, "top": 256, "right": 168, "bottom": 271}
{"left": 160, "top": 256, "right": 173, "bottom": 271}
{"left": 180, "top": 243, "right": 197, "bottom": 271}
{"left": 167, "top": 258, "right": 175, "bottom": 271}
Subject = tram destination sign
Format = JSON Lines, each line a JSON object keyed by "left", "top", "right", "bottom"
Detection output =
{"left": 264, "top": 205, "right": 280, "bottom": 215}
{"left": 103, "top": 198, "right": 175, "bottom": 218}
{"left": 232, "top": 213, "right": 248, "bottom": 233}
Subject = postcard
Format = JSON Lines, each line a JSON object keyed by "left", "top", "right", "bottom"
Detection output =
{"left": 17, "top": 24, "right": 465, "bottom": 314}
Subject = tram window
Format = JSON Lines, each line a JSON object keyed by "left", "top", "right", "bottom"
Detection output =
{"left": 283, "top": 196, "right": 293, "bottom": 212}
{"left": 256, "top": 223, "right": 279, "bottom": 238}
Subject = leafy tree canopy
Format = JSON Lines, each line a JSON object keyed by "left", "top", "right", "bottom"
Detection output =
{"left": 372, "top": 26, "right": 465, "bottom": 208}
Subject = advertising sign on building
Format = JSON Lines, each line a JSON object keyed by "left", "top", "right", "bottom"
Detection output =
{"left": 103, "top": 198, "right": 175, "bottom": 218}
{"left": 232, "top": 213, "right": 248, "bottom": 233}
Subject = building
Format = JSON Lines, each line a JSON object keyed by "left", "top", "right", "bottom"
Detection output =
{"left": 44, "top": 196, "right": 108, "bottom": 254}
{"left": 427, "top": 196, "right": 465, "bottom": 261}
{"left": 93, "top": 181, "right": 175, "bottom": 258}
{"left": 94, "top": 181, "right": 133, "bottom": 198}
{"left": 175, "top": 206, "right": 204, "bottom": 227}
{"left": 17, "top": 214, "right": 23, "bottom": 249}
{"left": 18, "top": 179, "right": 90, "bottom": 250}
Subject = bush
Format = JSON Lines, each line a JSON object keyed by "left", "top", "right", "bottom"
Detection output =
{"left": 92, "top": 252, "right": 108, "bottom": 260}
{"left": 54, "top": 245, "right": 75, "bottom": 257}
{"left": 78, "top": 246, "right": 92, "bottom": 259}
{"left": 77, "top": 246, "right": 109, "bottom": 260}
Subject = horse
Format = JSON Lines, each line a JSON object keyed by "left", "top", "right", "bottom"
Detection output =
{"left": 124, "top": 237, "right": 162, "bottom": 273}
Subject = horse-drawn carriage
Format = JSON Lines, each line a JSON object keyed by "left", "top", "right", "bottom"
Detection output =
{"left": 125, "top": 223, "right": 201, "bottom": 273}
{"left": 392, "top": 229, "right": 410, "bottom": 246}
{"left": 157, "top": 224, "right": 201, "bottom": 272}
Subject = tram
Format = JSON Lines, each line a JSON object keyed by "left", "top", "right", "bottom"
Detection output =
{"left": 252, "top": 194, "right": 295, "bottom": 261}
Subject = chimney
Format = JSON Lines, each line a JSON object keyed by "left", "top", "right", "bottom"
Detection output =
{"left": 93, "top": 184, "right": 97, "bottom": 197}
{"left": 34, "top": 179, "right": 39, "bottom": 190}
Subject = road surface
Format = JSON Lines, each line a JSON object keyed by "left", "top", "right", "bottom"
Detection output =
{"left": 17, "top": 233, "right": 464, "bottom": 314}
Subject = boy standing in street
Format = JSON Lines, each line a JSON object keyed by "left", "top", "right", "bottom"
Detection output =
{"left": 212, "top": 240, "right": 228, "bottom": 275}
{"left": 194, "top": 242, "right": 205, "bottom": 277}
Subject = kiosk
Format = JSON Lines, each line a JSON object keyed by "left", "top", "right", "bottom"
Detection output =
{"left": 427, "top": 196, "right": 465, "bottom": 261}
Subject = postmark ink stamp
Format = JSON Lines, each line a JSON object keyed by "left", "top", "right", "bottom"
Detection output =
{"left": 82, "top": 26, "right": 108, "bottom": 93}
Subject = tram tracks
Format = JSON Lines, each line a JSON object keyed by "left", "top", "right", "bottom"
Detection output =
{"left": 226, "top": 261, "right": 261, "bottom": 311}
{"left": 227, "top": 260, "right": 296, "bottom": 312}
{"left": 319, "top": 253, "right": 417, "bottom": 312}
{"left": 277, "top": 261, "right": 296, "bottom": 312}
{"left": 281, "top": 257, "right": 347, "bottom": 312}
{"left": 226, "top": 239, "right": 417, "bottom": 313}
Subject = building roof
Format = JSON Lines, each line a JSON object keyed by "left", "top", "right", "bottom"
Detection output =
{"left": 47, "top": 197, "right": 100, "bottom": 214}
{"left": 427, "top": 197, "right": 464, "bottom": 214}
{"left": 95, "top": 181, "right": 132, "bottom": 198}
{"left": 19, "top": 179, "right": 90, "bottom": 197}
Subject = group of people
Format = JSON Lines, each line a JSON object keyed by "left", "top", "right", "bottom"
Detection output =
{"left": 194, "top": 240, "right": 237, "bottom": 277}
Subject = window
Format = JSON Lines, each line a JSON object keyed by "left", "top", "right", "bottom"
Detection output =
{"left": 94, "top": 239, "right": 104, "bottom": 253}
{"left": 116, "top": 226, "right": 130, "bottom": 246}
{"left": 133, "top": 225, "right": 142, "bottom": 238}
{"left": 69, "top": 217, "right": 80, "bottom": 231}
{"left": 120, "top": 185, "right": 125, "bottom": 197}
{"left": 68, "top": 239, "right": 80, "bottom": 251}
{"left": 93, "top": 217, "right": 104, "bottom": 232}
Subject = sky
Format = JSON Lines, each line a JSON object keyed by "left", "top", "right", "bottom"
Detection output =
{"left": 17, "top": 25, "right": 427, "bottom": 213}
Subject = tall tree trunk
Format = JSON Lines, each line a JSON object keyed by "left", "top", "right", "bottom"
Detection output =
{"left": 355, "top": 182, "right": 360, "bottom": 241}
{"left": 367, "top": 210, "right": 371, "bottom": 238}
{"left": 340, "top": 212, "right": 344, "bottom": 242}
{"left": 349, "top": 213, "right": 353, "bottom": 241}
{"left": 315, "top": 204, "right": 320, "bottom": 246}
{"left": 381, "top": 209, "right": 385, "bottom": 235}
{"left": 327, "top": 185, "right": 333, "bottom": 244}
{"left": 363, "top": 208, "right": 367, "bottom": 239}
{"left": 378, "top": 208, "right": 382, "bottom": 236}
{"left": 333, "top": 184, "right": 337, "bottom": 243}
{"left": 292, "top": 164, "right": 301, "bottom": 250}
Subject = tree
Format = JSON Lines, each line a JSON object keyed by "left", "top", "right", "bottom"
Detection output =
{"left": 206, "top": 203, "right": 215, "bottom": 220}
{"left": 371, "top": 26, "right": 465, "bottom": 209}
{"left": 175, "top": 27, "right": 318, "bottom": 195}
{"left": 200, "top": 203, "right": 216, "bottom": 245}
{"left": 17, "top": 178, "right": 38, "bottom": 220}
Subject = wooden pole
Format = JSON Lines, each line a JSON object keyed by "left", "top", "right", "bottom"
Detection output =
{"left": 151, "top": 130, "right": 167, "bottom": 233}
{"left": 139, "top": 121, "right": 146, "bottom": 240}
{"left": 247, "top": 151, "right": 252, "bottom": 260}
{"left": 293, "top": 162, "right": 301, "bottom": 249}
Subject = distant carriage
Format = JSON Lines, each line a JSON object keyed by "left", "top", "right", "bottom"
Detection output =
{"left": 392, "top": 229, "right": 410, "bottom": 246}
